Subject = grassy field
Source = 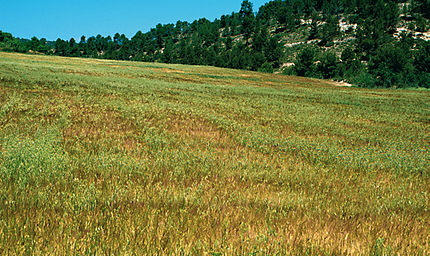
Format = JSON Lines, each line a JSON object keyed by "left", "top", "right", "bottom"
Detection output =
{"left": 0, "top": 52, "right": 429, "bottom": 255}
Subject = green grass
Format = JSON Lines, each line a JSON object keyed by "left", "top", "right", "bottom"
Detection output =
{"left": 0, "top": 52, "right": 429, "bottom": 255}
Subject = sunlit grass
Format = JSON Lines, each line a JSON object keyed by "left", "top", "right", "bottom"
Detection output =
{"left": 0, "top": 52, "right": 429, "bottom": 255}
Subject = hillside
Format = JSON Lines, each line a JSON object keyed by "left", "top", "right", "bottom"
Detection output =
{"left": 1, "top": 0, "right": 430, "bottom": 88}
{"left": 0, "top": 52, "right": 429, "bottom": 254}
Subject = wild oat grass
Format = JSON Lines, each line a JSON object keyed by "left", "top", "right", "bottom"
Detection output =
{"left": 0, "top": 52, "right": 429, "bottom": 255}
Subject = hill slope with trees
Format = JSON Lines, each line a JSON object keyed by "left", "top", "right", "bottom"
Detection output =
{"left": 1, "top": 0, "right": 429, "bottom": 87}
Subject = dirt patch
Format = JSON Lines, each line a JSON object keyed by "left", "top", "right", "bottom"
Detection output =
{"left": 328, "top": 80, "right": 353, "bottom": 87}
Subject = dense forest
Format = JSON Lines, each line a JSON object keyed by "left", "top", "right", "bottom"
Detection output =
{"left": 1, "top": 0, "right": 429, "bottom": 87}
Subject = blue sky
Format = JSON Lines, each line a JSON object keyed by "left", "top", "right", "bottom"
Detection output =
{"left": 1, "top": 0, "right": 269, "bottom": 41}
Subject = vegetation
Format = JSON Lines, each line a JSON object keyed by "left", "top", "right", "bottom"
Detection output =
{"left": 1, "top": 0, "right": 429, "bottom": 88}
{"left": 0, "top": 52, "right": 429, "bottom": 254}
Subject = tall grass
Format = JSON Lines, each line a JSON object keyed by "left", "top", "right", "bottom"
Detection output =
{"left": 0, "top": 128, "right": 69, "bottom": 187}
{"left": 0, "top": 52, "right": 429, "bottom": 255}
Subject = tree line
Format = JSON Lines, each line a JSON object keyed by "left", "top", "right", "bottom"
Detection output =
{"left": 0, "top": 0, "right": 429, "bottom": 87}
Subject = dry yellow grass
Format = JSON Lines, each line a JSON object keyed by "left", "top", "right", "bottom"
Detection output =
{"left": 0, "top": 52, "right": 429, "bottom": 255}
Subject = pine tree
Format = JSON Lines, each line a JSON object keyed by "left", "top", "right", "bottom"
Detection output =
{"left": 294, "top": 46, "right": 317, "bottom": 77}
{"left": 239, "top": 0, "right": 255, "bottom": 38}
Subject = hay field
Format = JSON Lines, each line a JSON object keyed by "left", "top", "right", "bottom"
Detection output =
{"left": 0, "top": 52, "right": 429, "bottom": 255}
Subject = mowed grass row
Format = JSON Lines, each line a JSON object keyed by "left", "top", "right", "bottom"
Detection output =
{"left": 0, "top": 52, "right": 429, "bottom": 255}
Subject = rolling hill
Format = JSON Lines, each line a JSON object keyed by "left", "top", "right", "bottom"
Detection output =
{"left": 0, "top": 52, "right": 429, "bottom": 254}
{"left": 2, "top": 0, "right": 430, "bottom": 88}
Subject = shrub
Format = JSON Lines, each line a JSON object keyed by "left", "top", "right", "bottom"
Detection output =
{"left": 368, "top": 43, "right": 414, "bottom": 87}
{"left": 258, "top": 62, "right": 274, "bottom": 73}
{"left": 350, "top": 71, "right": 376, "bottom": 88}
{"left": 294, "top": 46, "right": 318, "bottom": 77}
{"left": 317, "top": 50, "right": 339, "bottom": 79}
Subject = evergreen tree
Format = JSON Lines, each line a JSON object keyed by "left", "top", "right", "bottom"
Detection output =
{"left": 264, "top": 36, "right": 283, "bottom": 68}
{"left": 294, "top": 46, "right": 317, "bottom": 77}
{"left": 368, "top": 43, "right": 414, "bottom": 87}
{"left": 258, "top": 62, "right": 274, "bottom": 73}
{"left": 54, "top": 39, "right": 67, "bottom": 56}
{"left": 318, "top": 15, "right": 340, "bottom": 46}
{"left": 239, "top": 0, "right": 255, "bottom": 38}
{"left": 1, "top": 0, "right": 428, "bottom": 88}
{"left": 279, "top": 4, "right": 297, "bottom": 31}
{"left": 317, "top": 50, "right": 339, "bottom": 79}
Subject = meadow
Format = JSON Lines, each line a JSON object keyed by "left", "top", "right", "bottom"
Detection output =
{"left": 0, "top": 52, "right": 428, "bottom": 255}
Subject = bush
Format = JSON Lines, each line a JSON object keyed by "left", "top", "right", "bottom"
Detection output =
{"left": 415, "top": 15, "right": 428, "bottom": 32}
{"left": 294, "top": 46, "right": 318, "bottom": 77}
{"left": 415, "top": 72, "right": 430, "bottom": 88}
{"left": 282, "top": 65, "right": 296, "bottom": 76}
{"left": 317, "top": 50, "right": 339, "bottom": 79}
{"left": 368, "top": 43, "right": 414, "bottom": 87}
{"left": 258, "top": 62, "right": 274, "bottom": 73}
{"left": 350, "top": 71, "right": 376, "bottom": 88}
